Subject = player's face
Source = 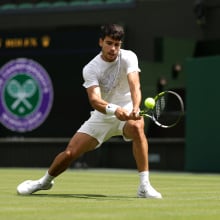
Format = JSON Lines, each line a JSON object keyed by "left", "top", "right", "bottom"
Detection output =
{"left": 99, "top": 36, "right": 122, "bottom": 62}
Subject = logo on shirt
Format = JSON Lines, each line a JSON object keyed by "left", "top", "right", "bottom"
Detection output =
{"left": 0, "top": 58, "right": 53, "bottom": 132}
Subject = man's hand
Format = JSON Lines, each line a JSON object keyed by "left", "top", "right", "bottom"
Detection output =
{"left": 115, "top": 107, "right": 141, "bottom": 121}
{"left": 129, "top": 108, "right": 142, "bottom": 120}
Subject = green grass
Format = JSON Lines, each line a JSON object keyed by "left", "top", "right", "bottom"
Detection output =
{"left": 1, "top": 168, "right": 220, "bottom": 220}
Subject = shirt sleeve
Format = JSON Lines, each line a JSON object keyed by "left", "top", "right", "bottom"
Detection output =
{"left": 82, "top": 64, "right": 99, "bottom": 88}
{"left": 124, "top": 50, "right": 141, "bottom": 74}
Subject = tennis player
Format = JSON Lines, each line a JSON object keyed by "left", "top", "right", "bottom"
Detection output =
{"left": 17, "top": 24, "right": 162, "bottom": 199}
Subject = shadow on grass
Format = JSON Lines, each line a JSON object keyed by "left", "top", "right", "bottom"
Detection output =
{"left": 31, "top": 193, "right": 136, "bottom": 200}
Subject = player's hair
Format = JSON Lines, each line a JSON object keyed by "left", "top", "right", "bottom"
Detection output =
{"left": 100, "top": 24, "right": 124, "bottom": 41}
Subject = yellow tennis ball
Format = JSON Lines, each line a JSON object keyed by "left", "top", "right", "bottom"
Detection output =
{"left": 144, "top": 97, "right": 155, "bottom": 109}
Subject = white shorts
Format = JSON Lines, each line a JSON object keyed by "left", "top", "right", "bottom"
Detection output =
{"left": 77, "top": 111, "right": 131, "bottom": 148}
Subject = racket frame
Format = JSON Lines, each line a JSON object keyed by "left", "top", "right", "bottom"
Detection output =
{"left": 139, "top": 90, "right": 184, "bottom": 128}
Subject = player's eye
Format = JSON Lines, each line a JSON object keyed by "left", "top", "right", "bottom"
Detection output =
{"left": 105, "top": 41, "right": 121, "bottom": 47}
{"left": 105, "top": 41, "right": 113, "bottom": 46}
{"left": 114, "top": 43, "right": 121, "bottom": 47}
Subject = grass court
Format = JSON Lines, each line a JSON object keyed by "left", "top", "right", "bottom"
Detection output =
{"left": 1, "top": 168, "right": 220, "bottom": 220}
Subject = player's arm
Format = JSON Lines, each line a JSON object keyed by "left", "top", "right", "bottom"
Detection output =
{"left": 86, "top": 85, "right": 108, "bottom": 114}
{"left": 86, "top": 85, "right": 130, "bottom": 120}
{"left": 127, "top": 71, "right": 142, "bottom": 119}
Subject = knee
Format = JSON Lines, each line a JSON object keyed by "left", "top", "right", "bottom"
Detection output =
{"left": 59, "top": 150, "right": 73, "bottom": 164}
{"left": 65, "top": 149, "right": 74, "bottom": 159}
{"left": 130, "top": 120, "right": 145, "bottom": 137}
{"left": 64, "top": 145, "right": 80, "bottom": 161}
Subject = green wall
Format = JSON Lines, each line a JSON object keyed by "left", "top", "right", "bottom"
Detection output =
{"left": 185, "top": 56, "right": 220, "bottom": 172}
{"left": 140, "top": 37, "right": 195, "bottom": 98}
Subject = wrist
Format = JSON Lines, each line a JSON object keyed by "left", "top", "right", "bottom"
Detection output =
{"left": 105, "top": 103, "right": 119, "bottom": 115}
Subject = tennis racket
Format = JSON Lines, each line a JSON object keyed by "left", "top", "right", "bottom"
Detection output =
{"left": 139, "top": 90, "right": 184, "bottom": 128}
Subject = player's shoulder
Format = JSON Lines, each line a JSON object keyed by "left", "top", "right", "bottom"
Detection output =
{"left": 83, "top": 53, "right": 101, "bottom": 71}
{"left": 120, "top": 49, "right": 138, "bottom": 60}
{"left": 120, "top": 49, "right": 137, "bottom": 56}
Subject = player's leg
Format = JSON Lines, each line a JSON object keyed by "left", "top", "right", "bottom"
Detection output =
{"left": 48, "top": 132, "right": 99, "bottom": 177}
{"left": 123, "top": 118, "right": 148, "bottom": 171}
{"left": 123, "top": 118, "right": 162, "bottom": 199}
{"left": 17, "top": 132, "right": 99, "bottom": 195}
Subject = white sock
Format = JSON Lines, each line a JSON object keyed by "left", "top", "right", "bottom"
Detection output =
{"left": 39, "top": 171, "right": 54, "bottom": 185}
{"left": 139, "top": 171, "right": 150, "bottom": 186}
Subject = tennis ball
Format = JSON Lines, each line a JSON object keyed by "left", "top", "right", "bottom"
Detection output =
{"left": 144, "top": 97, "right": 155, "bottom": 109}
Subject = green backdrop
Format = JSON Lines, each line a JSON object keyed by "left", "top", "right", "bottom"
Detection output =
{"left": 185, "top": 56, "right": 220, "bottom": 172}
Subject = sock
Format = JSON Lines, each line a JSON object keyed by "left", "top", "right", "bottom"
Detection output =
{"left": 39, "top": 171, "right": 54, "bottom": 185}
{"left": 139, "top": 171, "right": 150, "bottom": 186}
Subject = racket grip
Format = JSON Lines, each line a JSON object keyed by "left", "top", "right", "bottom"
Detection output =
{"left": 139, "top": 110, "right": 145, "bottom": 116}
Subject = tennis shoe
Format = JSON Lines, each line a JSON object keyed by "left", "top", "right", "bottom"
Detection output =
{"left": 137, "top": 184, "right": 162, "bottom": 199}
{"left": 17, "top": 180, "right": 54, "bottom": 195}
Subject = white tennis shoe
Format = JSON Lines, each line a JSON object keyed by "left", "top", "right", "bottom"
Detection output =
{"left": 17, "top": 180, "right": 54, "bottom": 195}
{"left": 137, "top": 184, "right": 162, "bottom": 199}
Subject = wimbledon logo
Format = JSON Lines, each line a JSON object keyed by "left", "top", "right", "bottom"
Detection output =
{"left": 0, "top": 58, "right": 54, "bottom": 132}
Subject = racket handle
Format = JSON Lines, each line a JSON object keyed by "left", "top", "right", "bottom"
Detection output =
{"left": 139, "top": 110, "right": 146, "bottom": 116}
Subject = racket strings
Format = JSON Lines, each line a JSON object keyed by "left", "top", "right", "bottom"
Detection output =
{"left": 155, "top": 96, "right": 165, "bottom": 119}
{"left": 154, "top": 93, "right": 183, "bottom": 126}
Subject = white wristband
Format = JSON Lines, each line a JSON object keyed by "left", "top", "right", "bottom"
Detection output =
{"left": 105, "top": 103, "right": 119, "bottom": 115}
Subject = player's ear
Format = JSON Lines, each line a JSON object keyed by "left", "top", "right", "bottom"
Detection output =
{"left": 99, "top": 38, "right": 103, "bottom": 47}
